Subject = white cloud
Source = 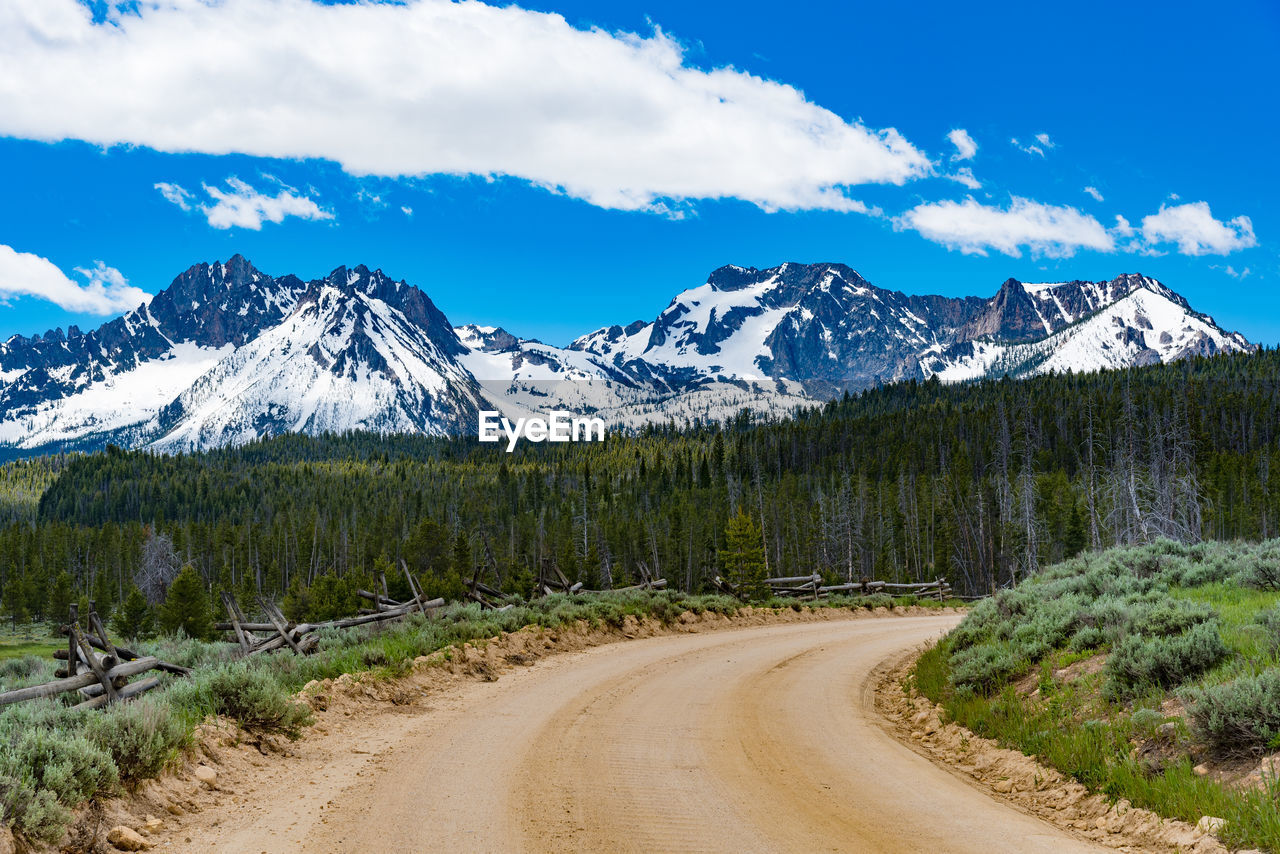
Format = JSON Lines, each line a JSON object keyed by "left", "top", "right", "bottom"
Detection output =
{"left": 1140, "top": 201, "right": 1257, "bottom": 256}
{"left": 157, "top": 177, "right": 333, "bottom": 230}
{"left": 401, "top": 206, "right": 413, "bottom": 217}
{"left": 894, "top": 196, "right": 1116, "bottom": 258}
{"left": 0, "top": 245, "right": 151, "bottom": 314}
{"left": 947, "top": 128, "right": 977, "bottom": 161}
{"left": 946, "top": 167, "right": 981, "bottom": 190}
{"left": 0, "top": 0, "right": 931, "bottom": 214}
{"left": 154, "top": 181, "right": 193, "bottom": 210}
{"left": 355, "top": 188, "right": 386, "bottom": 209}
{"left": 1212, "top": 264, "right": 1251, "bottom": 279}
{"left": 1011, "top": 136, "right": 1052, "bottom": 157}
{"left": 1083, "top": 186, "right": 1104, "bottom": 202}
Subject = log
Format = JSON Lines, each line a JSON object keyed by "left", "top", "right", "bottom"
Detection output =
{"left": 258, "top": 598, "right": 304, "bottom": 655}
{"left": 215, "top": 622, "right": 281, "bottom": 633}
{"left": 88, "top": 603, "right": 120, "bottom": 664}
{"left": 73, "top": 621, "right": 118, "bottom": 703}
{"left": 53, "top": 648, "right": 111, "bottom": 666}
{"left": 56, "top": 628, "right": 190, "bottom": 675}
{"left": 472, "top": 580, "right": 506, "bottom": 599}
{"left": 357, "top": 590, "right": 403, "bottom": 607}
{"left": 0, "top": 657, "right": 161, "bottom": 707}
{"left": 764, "top": 574, "right": 823, "bottom": 586}
{"left": 594, "top": 578, "right": 669, "bottom": 593}
{"left": 400, "top": 560, "right": 429, "bottom": 617}
{"left": 74, "top": 676, "right": 163, "bottom": 711}
{"left": 222, "top": 591, "right": 253, "bottom": 652}
{"left": 66, "top": 606, "right": 78, "bottom": 688}
{"left": 880, "top": 581, "right": 948, "bottom": 590}
{"left": 568, "top": 581, "right": 584, "bottom": 594}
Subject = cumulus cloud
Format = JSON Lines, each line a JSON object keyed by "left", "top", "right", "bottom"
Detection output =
{"left": 0, "top": 245, "right": 151, "bottom": 314}
{"left": 1140, "top": 201, "right": 1257, "bottom": 256}
{"left": 1083, "top": 186, "right": 1104, "bottom": 202}
{"left": 894, "top": 196, "right": 1116, "bottom": 258}
{"left": 157, "top": 177, "right": 333, "bottom": 230}
{"left": 947, "top": 128, "right": 977, "bottom": 161}
{"left": 0, "top": 0, "right": 931, "bottom": 214}
{"left": 946, "top": 167, "right": 981, "bottom": 190}
{"left": 400, "top": 206, "right": 413, "bottom": 217}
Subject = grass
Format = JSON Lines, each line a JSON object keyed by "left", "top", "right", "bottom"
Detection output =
{"left": 1172, "top": 583, "right": 1280, "bottom": 677}
{"left": 912, "top": 539, "right": 1280, "bottom": 852}
{"left": 0, "top": 588, "right": 919, "bottom": 844}
{"left": 0, "top": 626, "right": 63, "bottom": 663}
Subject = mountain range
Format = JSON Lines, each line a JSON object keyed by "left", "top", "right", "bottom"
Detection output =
{"left": 0, "top": 255, "right": 1251, "bottom": 457}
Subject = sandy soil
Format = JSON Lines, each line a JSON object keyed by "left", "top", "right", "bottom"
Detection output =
{"left": 108, "top": 609, "right": 1167, "bottom": 854}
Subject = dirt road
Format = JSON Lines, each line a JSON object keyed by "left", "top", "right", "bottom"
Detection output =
{"left": 179, "top": 615, "right": 1110, "bottom": 853}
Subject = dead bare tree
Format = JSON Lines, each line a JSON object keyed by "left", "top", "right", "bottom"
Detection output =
{"left": 135, "top": 530, "right": 181, "bottom": 605}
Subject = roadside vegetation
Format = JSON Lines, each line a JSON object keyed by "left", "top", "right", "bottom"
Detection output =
{"left": 913, "top": 539, "right": 1280, "bottom": 852}
{"left": 0, "top": 588, "right": 938, "bottom": 844}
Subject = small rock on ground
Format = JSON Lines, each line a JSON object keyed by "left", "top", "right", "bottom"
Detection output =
{"left": 1196, "top": 816, "right": 1226, "bottom": 835}
{"left": 194, "top": 765, "right": 218, "bottom": 789}
{"left": 107, "top": 825, "right": 150, "bottom": 851}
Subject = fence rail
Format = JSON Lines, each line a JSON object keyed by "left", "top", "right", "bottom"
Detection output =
{"left": 0, "top": 603, "right": 189, "bottom": 711}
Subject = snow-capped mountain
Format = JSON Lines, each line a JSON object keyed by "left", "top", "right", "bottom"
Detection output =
{"left": 148, "top": 267, "right": 483, "bottom": 452}
{"left": 571, "top": 265, "right": 1250, "bottom": 396}
{"left": 0, "top": 257, "right": 1252, "bottom": 457}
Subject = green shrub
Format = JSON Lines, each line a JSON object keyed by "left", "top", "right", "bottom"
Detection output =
{"left": 1130, "top": 599, "right": 1215, "bottom": 637}
{"left": 1255, "top": 606, "right": 1280, "bottom": 654}
{"left": 1234, "top": 544, "right": 1280, "bottom": 590}
{"left": 950, "top": 641, "right": 1025, "bottom": 693}
{"left": 0, "top": 655, "right": 54, "bottom": 691}
{"left": 1186, "top": 669, "right": 1280, "bottom": 756}
{"left": 0, "top": 702, "right": 118, "bottom": 842}
{"left": 170, "top": 662, "right": 313, "bottom": 738}
{"left": 87, "top": 698, "right": 186, "bottom": 784}
{"left": 1105, "top": 621, "right": 1229, "bottom": 698}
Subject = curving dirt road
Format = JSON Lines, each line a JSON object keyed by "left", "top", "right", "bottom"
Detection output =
{"left": 179, "top": 615, "right": 1110, "bottom": 853}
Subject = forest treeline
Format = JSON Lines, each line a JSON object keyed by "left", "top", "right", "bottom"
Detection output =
{"left": 2, "top": 347, "right": 1279, "bottom": 625}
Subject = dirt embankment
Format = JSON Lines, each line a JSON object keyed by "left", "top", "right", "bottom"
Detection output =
{"left": 874, "top": 650, "right": 1240, "bottom": 854}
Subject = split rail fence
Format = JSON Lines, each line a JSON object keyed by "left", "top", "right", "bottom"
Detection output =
{"left": 712, "top": 574, "right": 953, "bottom": 602}
{"left": 0, "top": 602, "right": 190, "bottom": 711}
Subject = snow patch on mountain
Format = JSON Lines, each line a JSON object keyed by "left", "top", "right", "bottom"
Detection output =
{"left": 0, "top": 342, "right": 233, "bottom": 450}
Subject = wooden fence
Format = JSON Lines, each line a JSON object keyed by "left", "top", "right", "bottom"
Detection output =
{"left": 712, "top": 574, "right": 953, "bottom": 602}
{"left": 0, "top": 603, "right": 190, "bottom": 711}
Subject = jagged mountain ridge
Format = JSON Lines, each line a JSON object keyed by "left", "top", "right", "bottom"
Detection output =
{"left": 0, "top": 257, "right": 1252, "bottom": 455}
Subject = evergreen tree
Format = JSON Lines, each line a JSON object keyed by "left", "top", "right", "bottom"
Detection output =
{"left": 1064, "top": 501, "right": 1087, "bottom": 558}
{"left": 158, "top": 565, "right": 213, "bottom": 639}
{"left": 113, "top": 586, "right": 155, "bottom": 640}
{"left": 2, "top": 573, "right": 27, "bottom": 629}
{"left": 720, "top": 508, "right": 768, "bottom": 600}
{"left": 47, "top": 570, "right": 74, "bottom": 624}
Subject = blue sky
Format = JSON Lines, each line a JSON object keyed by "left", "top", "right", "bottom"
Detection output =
{"left": 0, "top": 0, "right": 1276, "bottom": 346}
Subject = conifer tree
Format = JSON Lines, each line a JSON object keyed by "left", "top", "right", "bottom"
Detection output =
{"left": 720, "top": 508, "right": 767, "bottom": 600}
{"left": 158, "top": 565, "right": 213, "bottom": 639}
{"left": 47, "top": 570, "right": 74, "bottom": 624}
{"left": 2, "top": 573, "right": 27, "bottom": 630}
{"left": 113, "top": 586, "right": 155, "bottom": 640}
